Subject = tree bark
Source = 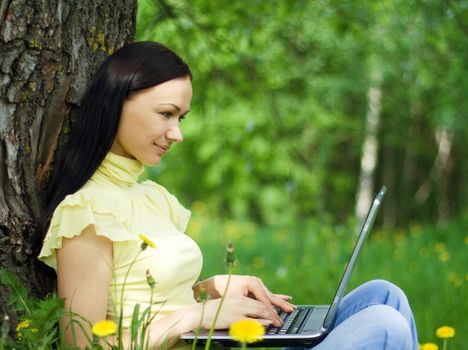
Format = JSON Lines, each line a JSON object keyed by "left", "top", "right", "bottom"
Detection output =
{"left": 355, "top": 72, "right": 382, "bottom": 224}
{"left": 0, "top": 0, "right": 137, "bottom": 322}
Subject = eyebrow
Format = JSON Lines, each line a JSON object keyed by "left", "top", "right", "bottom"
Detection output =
{"left": 158, "top": 103, "right": 190, "bottom": 115}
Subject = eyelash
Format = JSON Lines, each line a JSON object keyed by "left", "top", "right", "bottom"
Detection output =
{"left": 160, "top": 112, "right": 186, "bottom": 122}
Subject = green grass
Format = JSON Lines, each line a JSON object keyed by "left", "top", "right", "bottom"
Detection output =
{"left": 189, "top": 215, "right": 467, "bottom": 349}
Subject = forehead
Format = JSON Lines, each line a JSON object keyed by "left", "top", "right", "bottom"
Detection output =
{"left": 131, "top": 77, "right": 192, "bottom": 107}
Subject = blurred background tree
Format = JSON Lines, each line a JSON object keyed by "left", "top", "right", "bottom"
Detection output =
{"left": 137, "top": 0, "right": 468, "bottom": 229}
{"left": 135, "top": 3, "right": 468, "bottom": 347}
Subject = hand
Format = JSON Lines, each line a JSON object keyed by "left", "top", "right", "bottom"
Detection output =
{"left": 201, "top": 275, "right": 296, "bottom": 323}
{"left": 197, "top": 296, "right": 281, "bottom": 329}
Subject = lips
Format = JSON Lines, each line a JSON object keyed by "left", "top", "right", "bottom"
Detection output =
{"left": 153, "top": 143, "right": 169, "bottom": 155}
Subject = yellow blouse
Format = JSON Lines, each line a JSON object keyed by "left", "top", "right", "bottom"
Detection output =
{"left": 38, "top": 152, "right": 203, "bottom": 348}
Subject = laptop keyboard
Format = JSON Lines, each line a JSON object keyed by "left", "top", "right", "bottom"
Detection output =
{"left": 267, "top": 306, "right": 315, "bottom": 335}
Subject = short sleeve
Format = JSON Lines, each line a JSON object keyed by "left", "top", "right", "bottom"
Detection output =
{"left": 38, "top": 190, "right": 136, "bottom": 270}
{"left": 141, "top": 180, "right": 191, "bottom": 232}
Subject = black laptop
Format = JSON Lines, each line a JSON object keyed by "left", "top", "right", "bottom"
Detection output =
{"left": 181, "top": 186, "right": 387, "bottom": 348}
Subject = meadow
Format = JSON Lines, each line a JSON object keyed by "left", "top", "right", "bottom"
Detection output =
{"left": 189, "top": 206, "right": 467, "bottom": 349}
{"left": 1, "top": 206, "right": 465, "bottom": 349}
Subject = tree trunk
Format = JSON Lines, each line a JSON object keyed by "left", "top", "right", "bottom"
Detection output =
{"left": 382, "top": 144, "right": 397, "bottom": 229}
{"left": 355, "top": 72, "right": 382, "bottom": 224}
{"left": 0, "top": 0, "right": 137, "bottom": 323}
{"left": 414, "top": 126, "right": 454, "bottom": 226}
{"left": 400, "top": 100, "right": 421, "bottom": 226}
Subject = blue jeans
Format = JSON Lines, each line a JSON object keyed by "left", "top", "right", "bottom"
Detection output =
{"left": 286, "top": 279, "right": 418, "bottom": 350}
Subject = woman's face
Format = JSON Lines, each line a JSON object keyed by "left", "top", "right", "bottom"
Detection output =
{"left": 111, "top": 76, "right": 193, "bottom": 166}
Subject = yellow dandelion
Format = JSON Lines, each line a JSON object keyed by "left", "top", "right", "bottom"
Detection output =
{"left": 420, "top": 343, "right": 438, "bottom": 350}
{"left": 138, "top": 234, "right": 156, "bottom": 249}
{"left": 438, "top": 250, "right": 449, "bottom": 262}
{"left": 225, "top": 220, "right": 242, "bottom": 239}
{"left": 91, "top": 320, "right": 117, "bottom": 337}
{"left": 229, "top": 319, "right": 265, "bottom": 344}
{"left": 16, "top": 320, "right": 30, "bottom": 339}
{"left": 394, "top": 231, "right": 405, "bottom": 242}
{"left": 448, "top": 272, "right": 462, "bottom": 288}
{"left": 16, "top": 320, "right": 30, "bottom": 331}
{"left": 436, "top": 326, "right": 455, "bottom": 338}
{"left": 410, "top": 224, "right": 422, "bottom": 237}
{"left": 191, "top": 200, "right": 207, "bottom": 215}
{"left": 252, "top": 256, "right": 265, "bottom": 269}
{"left": 434, "top": 242, "right": 445, "bottom": 252}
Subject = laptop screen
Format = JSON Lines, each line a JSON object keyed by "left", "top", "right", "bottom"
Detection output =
{"left": 322, "top": 186, "right": 387, "bottom": 330}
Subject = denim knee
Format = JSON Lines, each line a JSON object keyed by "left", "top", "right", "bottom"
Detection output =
{"left": 363, "top": 279, "right": 408, "bottom": 304}
{"left": 363, "top": 279, "right": 404, "bottom": 294}
{"left": 365, "top": 304, "right": 413, "bottom": 349}
{"left": 301, "top": 304, "right": 414, "bottom": 350}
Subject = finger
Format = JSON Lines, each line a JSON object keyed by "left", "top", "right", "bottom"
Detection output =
{"left": 242, "top": 298, "right": 282, "bottom": 327}
{"left": 246, "top": 277, "right": 275, "bottom": 307}
{"left": 268, "top": 292, "right": 296, "bottom": 312}
{"left": 246, "top": 317, "right": 273, "bottom": 328}
{"left": 257, "top": 280, "right": 293, "bottom": 305}
{"left": 245, "top": 309, "right": 281, "bottom": 327}
{"left": 250, "top": 285, "right": 274, "bottom": 309}
{"left": 275, "top": 294, "right": 294, "bottom": 301}
{"left": 255, "top": 279, "right": 296, "bottom": 313}
{"left": 246, "top": 278, "right": 282, "bottom": 324}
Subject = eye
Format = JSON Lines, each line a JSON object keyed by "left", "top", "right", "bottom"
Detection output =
{"left": 179, "top": 115, "right": 186, "bottom": 122}
{"left": 160, "top": 111, "right": 172, "bottom": 118}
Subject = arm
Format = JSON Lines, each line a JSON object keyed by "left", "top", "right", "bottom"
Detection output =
{"left": 145, "top": 296, "right": 281, "bottom": 348}
{"left": 193, "top": 275, "right": 295, "bottom": 313}
{"left": 57, "top": 226, "right": 197, "bottom": 349}
{"left": 57, "top": 224, "right": 113, "bottom": 348}
{"left": 57, "top": 227, "right": 280, "bottom": 349}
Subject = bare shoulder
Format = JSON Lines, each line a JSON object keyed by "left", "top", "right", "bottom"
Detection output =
{"left": 58, "top": 224, "right": 113, "bottom": 267}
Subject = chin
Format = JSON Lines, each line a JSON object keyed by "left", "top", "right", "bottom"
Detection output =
{"left": 141, "top": 155, "right": 162, "bottom": 167}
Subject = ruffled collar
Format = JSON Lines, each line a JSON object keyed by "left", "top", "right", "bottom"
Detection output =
{"left": 93, "top": 152, "right": 145, "bottom": 186}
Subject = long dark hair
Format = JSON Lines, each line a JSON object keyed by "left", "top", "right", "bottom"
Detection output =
{"left": 35, "top": 41, "right": 192, "bottom": 252}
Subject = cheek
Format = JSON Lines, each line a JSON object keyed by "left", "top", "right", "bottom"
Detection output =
{"left": 120, "top": 110, "right": 167, "bottom": 143}
{"left": 119, "top": 120, "right": 138, "bottom": 142}
{"left": 122, "top": 114, "right": 151, "bottom": 139}
{"left": 144, "top": 119, "right": 167, "bottom": 139}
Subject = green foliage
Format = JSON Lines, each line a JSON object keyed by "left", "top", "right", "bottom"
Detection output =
{"left": 190, "top": 214, "right": 468, "bottom": 349}
{"left": 0, "top": 270, "right": 31, "bottom": 315}
{"left": 0, "top": 269, "right": 64, "bottom": 350}
{"left": 0, "top": 265, "right": 159, "bottom": 349}
{"left": 136, "top": 0, "right": 468, "bottom": 227}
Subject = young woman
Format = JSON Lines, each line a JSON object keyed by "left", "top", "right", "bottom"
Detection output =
{"left": 37, "top": 41, "right": 418, "bottom": 349}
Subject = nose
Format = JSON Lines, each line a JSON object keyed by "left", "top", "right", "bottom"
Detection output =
{"left": 167, "top": 123, "right": 183, "bottom": 143}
